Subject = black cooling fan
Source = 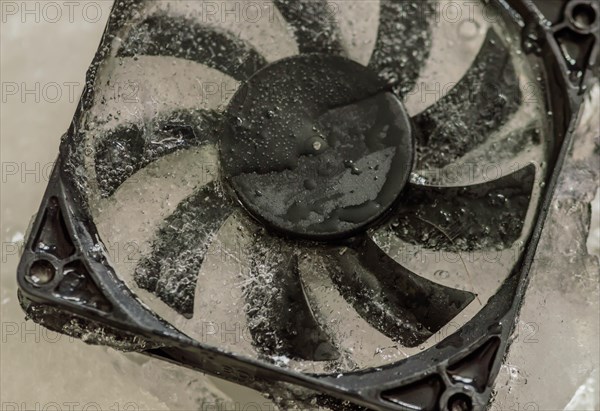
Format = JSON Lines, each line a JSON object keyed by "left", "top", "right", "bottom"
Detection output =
{"left": 17, "top": 0, "right": 598, "bottom": 410}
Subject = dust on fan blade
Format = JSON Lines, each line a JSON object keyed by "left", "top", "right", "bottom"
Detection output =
{"left": 94, "top": 110, "right": 221, "bottom": 197}
{"left": 143, "top": 0, "right": 299, "bottom": 63}
{"left": 119, "top": 13, "right": 267, "bottom": 80}
{"left": 134, "top": 182, "right": 234, "bottom": 317}
{"left": 244, "top": 235, "right": 340, "bottom": 362}
{"left": 369, "top": 0, "right": 434, "bottom": 96}
{"left": 323, "top": 238, "right": 476, "bottom": 347}
{"left": 390, "top": 164, "right": 536, "bottom": 252}
{"left": 403, "top": 0, "right": 491, "bottom": 116}
{"left": 92, "top": 145, "right": 222, "bottom": 307}
{"left": 272, "top": 0, "right": 345, "bottom": 55}
{"left": 413, "top": 29, "right": 522, "bottom": 170}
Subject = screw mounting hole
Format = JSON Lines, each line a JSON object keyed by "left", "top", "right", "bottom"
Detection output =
{"left": 447, "top": 393, "right": 473, "bottom": 411}
{"left": 571, "top": 3, "right": 597, "bottom": 30}
{"left": 27, "top": 260, "right": 55, "bottom": 285}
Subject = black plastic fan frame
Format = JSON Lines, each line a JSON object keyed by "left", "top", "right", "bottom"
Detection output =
{"left": 16, "top": 0, "right": 598, "bottom": 410}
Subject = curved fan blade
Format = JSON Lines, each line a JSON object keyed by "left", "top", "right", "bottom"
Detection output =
{"left": 298, "top": 252, "right": 408, "bottom": 369}
{"left": 93, "top": 144, "right": 219, "bottom": 287}
{"left": 95, "top": 110, "right": 221, "bottom": 197}
{"left": 90, "top": 56, "right": 239, "bottom": 198}
{"left": 435, "top": 124, "right": 544, "bottom": 186}
{"left": 324, "top": 238, "right": 475, "bottom": 348}
{"left": 244, "top": 235, "right": 340, "bottom": 362}
{"left": 91, "top": 56, "right": 240, "bottom": 129}
{"left": 369, "top": 0, "right": 434, "bottom": 96}
{"left": 413, "top": 29, "right": 521, "bottom": 170}
{"left": 273, "top": 0, "right": 345, "bottom": 55}
{"left": 118, "top": 13, "right": 267, "bottom": 80}
{"left": 134, "top": 182, "right": 234, "bottom": 318}
{"left": 373, "top": 233, "right": 521, "bottom": 306}
{"left": 404, "top": 0, "right": 490, "bottom": 116}
{"left": 388, "top": 164, "right": 536, "bottom": 252}
{"left": 334, "top": 0, "right": 380, "bottom": 65}
{"left": 178, "top": 211, "right": 260, "bottom": 359}
{"left": 145, "top": 0, "right": 299, "bottom": 63}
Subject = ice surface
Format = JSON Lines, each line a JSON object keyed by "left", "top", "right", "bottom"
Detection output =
{"left": 2, "top": 0, "right": 599, "bottom": 410}
{"left": 492, "top": 85, "right": 600, "bottom": 410}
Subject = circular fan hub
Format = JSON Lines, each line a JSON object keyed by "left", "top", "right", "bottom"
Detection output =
{"left": 220, "top": 55, "right": 414, "bottom": 240}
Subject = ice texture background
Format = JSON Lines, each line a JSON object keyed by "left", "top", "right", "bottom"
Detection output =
{"left": 1, "top": 1, "right": 598, "bottom": 410}
{"left": 491, "top": 84, "right": 600, "bottom": 410}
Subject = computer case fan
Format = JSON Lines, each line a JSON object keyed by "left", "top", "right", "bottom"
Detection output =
{"left": 16, "top": 0, "right": 598, "bottom": 409}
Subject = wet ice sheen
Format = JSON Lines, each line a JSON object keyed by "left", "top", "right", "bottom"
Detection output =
{"left": 48, "top": 0, "right": 559, "bottom": 408}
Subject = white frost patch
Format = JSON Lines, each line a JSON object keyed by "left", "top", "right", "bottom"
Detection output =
{"left": 10, "top": 231, "right": 24, "bottom": 243}
{"left": 564, "top": 369, "right": 599, "bottom": 410}
{"left": 587, "top": 187, "right": 600, "bottom": 258}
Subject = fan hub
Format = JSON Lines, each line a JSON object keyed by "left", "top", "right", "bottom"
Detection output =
{"left": 220, "top": 55, "right": 414, "bottom": 240}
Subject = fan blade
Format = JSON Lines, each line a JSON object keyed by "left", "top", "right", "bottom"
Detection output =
{"left": 297, "top": 252, "right": 408, "bottom": 369}
{"left": 388, "top": 164, "right": 536, "bottom": 252}
{"left": 404, "top": 0, "right": 490, "bottom": 116}
{"left": 427, "top": 123, "right": 544, "bottom": 186}
{"left": 90, "top": 56, "right": 239, "bottom": 197}
{"left": 369, "top": 0, "right": 434, "bottom": 96}
{"left": 118, "top": 13, "right": 267, "bottom": 80}
{"left": 178, "top": 211, "right": 261, "bottom": 359}
{"left": 94, "top": 110, "right": 221, "bottom": 197}
{"left": 323, "top": 238, "right": 476, "bottom": 347}
{"left": 413, "top": 29, "right": 522, "bottom": 170}
{"left": 134, "top": 181, "right": 234, "bottom": 317}
{"left": 91, "top": 56, "right": 240, "bottom": 129}
{"left": 144, "top": 0, "right": 299, "bottom": 63}
{"left": 244, "top": 235, "right": 340, "bottom": 362}
{"left": 273, "top": 0, "right": 345, "bottom": 55}
{"left": 93, "top": 144, "right": 219, "bottom": 299}
{"left": 334, "top": 0, "right": 380, "bottom": 65}
{"left": 373, "top": 233, "right": 522, "bottom": 307}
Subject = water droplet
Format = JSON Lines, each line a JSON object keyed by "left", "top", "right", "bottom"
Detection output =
{"left": 434, "top": 270, "right": 450, "bottom": 279}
